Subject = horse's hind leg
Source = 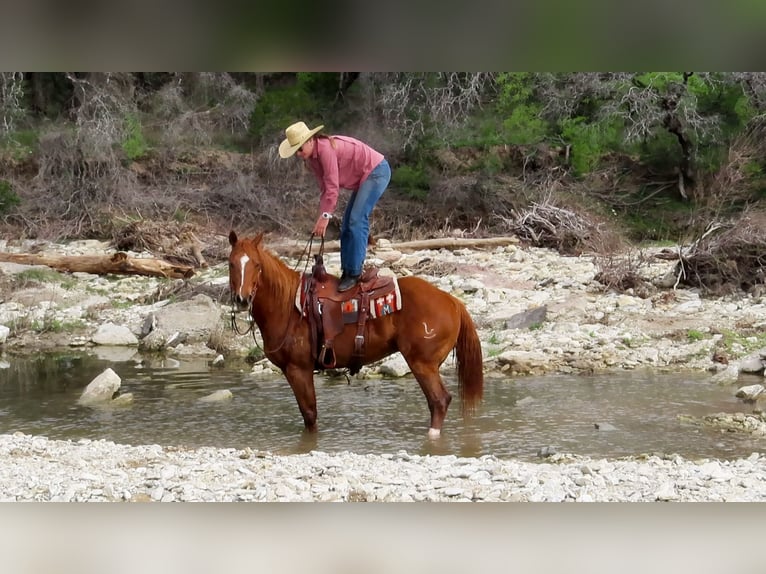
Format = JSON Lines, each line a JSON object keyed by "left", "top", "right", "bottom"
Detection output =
{"left": 409, "top": 360, "right": 452, "bottom": 438}
{"left": 284, "top": 364, "right": 318, "bottom": 432}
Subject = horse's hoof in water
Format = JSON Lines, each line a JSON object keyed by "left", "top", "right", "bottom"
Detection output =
{"left": 427, "top": 427, "right": 441, "bottom": 439}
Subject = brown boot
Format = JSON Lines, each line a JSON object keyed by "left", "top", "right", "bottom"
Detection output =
{"left": 338, "top": 273, "right": 360, "bottom": 292}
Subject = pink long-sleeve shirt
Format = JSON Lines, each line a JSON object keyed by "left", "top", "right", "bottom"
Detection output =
{"left": 304, "top": 135, "right": 385, "bottom": 214}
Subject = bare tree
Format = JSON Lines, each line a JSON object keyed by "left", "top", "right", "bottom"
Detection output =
{"left": 143, "top": 72, "right": 258, "bottom": 147}
{"left": 193, "top": 73, "right": 258, "bottom": 134}
{"left": 27, "top": 73, "right": 139, "bottom": 237}
{"left": 65, "top": 72, "right": 137, "bottom": 160}
{"left": 731, "top": 72, "right": 766, "bottom": 112}
{"left": 366, "top": 73, "right": 497, "bottom": 148}
{"left": 0, "top": 72, "right": 25, "bottom": 136}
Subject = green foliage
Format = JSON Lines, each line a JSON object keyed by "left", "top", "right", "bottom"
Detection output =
{"left": 245, "top": 346, "right": 265, "bottom": 363}
{"left": 391, "top": 164, "right": 430, "bottom": 200}
{"left": 249, "top": 85, "right": 319, "bottom": 143}
{"left": 295, "top": 73, "right": 341, "bottom": 101}
{"left": 15, "top": 268, "right": 77, "bottom": 289}
{"left": 121, "top": 115, "right": 149, "bottom": 160}
{"left": 496, "top": 73, "right": 536, "bottom": 107}
{"left": 686, "top": 329, "right": 706, "bottom": 342}
{"left": 636, "top": 131, "right": 683, "bottom": 172}
{"left": 697, "top": 75, "right": 755, "bottom": 132}
{"left": 742, "top": 160, "right": 763, "bottom": 179}
{"left": 1, "top": 129, "right": 38, "bottom": 161}
{"left": 448, "top": 109, "right": 505, "bottom": 148}
{"left": 502, "top": 105, "right": 548, "bottom": 145}
{"left": 477, "top": 151, "right": 506, "bottom": 175}
{"left": 630, "top": 72, "right": 755, "bottom": 177}
{"left": 496, "top": 73, "right": 548, "bottom": 145}
{"left": 634, "top": 72, "right": 689, "bottom": 92}
{"left": 172, "top": 208, "right": 189, "bottom": 223}
{"left": 9, "top": 310, "right": 84, "bottom": 335}
{"left": 559, "top": 117, "right": 622, "bottom": 176}
{"left": 249, "top": 73, "right": 345, "bottom": 144}
{"left": 618, "top": 194, "right": 695, "bottom": 241}
{"left": 0, "top": 179, "right": 20, "bottom": 215}
{"left": 32, "top": 317, "right": 84, "bottom": 334}
{"left": 718, "top": 330, "right": 766, "bottom": 355}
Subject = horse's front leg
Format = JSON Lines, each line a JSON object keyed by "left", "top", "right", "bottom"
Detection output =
{"left": 284, "top": 363, "right": 318, "bottom": 432}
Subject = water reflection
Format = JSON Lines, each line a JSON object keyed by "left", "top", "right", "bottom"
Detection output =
{"left": 0, "top": 352, "right": 761, "bottom": 461}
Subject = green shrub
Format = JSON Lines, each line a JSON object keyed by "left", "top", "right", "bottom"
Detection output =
{"left": 687, "top": 329, "right": 705, "bottom": 342}
{"left": 496, "top": 72, "right": 548, "bottom": 146}
{"left": 1, "top": 128, "right": 38, "bottom": 160}
{"left": 502, "top": 104, "right": 548, "bottom": 145}
{"left": 295, "top": 73, "right": 342, "bottom": 101}
{"left": 560, "top": 116, "right": 622, "bottom": 176}
{"left": 249, "top": 86, "right": 318, "bottom": 143}
{"left": 121, "top": 115, "right": 149, "bottom": 160}
{"left": 15, "top": 268, "right": 77, "bottom": 289}
{"left": 0, "top": 179, "right": 20, "bottom": 214}
{"left": 391, "top": 164, "right": 430, "bottom": 200}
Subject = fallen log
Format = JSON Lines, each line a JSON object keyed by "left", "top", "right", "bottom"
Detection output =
{"left": 380, "top": 236, "right": 519, "bottom": 252}
{"left": 0, "top": 251, "right": 195, "bottom": 279}
{"left": 270, "top": 236, "right": 519, "bottom": 257}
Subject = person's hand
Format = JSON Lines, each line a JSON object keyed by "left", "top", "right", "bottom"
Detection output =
{"left": 312, "top": 214, "right": 329, "bottom": 237}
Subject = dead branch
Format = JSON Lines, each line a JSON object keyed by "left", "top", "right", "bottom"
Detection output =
{"left": 501, "top": 201, "right": 619, "bottom": 255}
{"left": 112, "top": 219, "right": 208, "bottom": 267}
{"left": 673, "top": 212, "right": 766, "bottom": 293}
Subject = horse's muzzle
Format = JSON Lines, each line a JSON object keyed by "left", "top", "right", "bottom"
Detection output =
{"left": 231, "top": 293, "right": 250, "bottom": 309}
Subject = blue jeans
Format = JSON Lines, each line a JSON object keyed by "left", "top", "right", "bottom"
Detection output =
{"left": 340, "top": 158, "right": 391, "bottom": 276}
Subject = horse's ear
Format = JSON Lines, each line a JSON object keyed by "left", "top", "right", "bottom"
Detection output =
{"left": 254, "top": 232, "right": 264, "bottom": 247}
{"left": 228, "top": 230, "right": 238, "bottom": 246}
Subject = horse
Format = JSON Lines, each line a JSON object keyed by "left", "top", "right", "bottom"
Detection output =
{"left": 228, "top": 230, "right": 484, "bottom": 438}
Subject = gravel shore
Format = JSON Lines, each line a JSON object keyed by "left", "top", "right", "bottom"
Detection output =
{"left": 3, "top": 432, "right": 765, "bottom": 502}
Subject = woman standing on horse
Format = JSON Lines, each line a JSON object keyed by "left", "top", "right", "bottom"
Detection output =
{"left": 279, "top": 121, "right": 391, "bottom": 292}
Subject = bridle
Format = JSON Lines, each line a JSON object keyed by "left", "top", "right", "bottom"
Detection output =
{"left": 229, "top": 264, "right": 261, "bottom": 338}
{"left": 228, "top": 234, "right": 318, "bottom": 353}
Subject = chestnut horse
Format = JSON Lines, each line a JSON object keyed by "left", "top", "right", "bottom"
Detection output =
{"left": 228, "top": 231, "right": 484, "bottom": 438}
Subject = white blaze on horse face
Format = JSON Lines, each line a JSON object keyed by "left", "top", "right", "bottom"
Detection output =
{"left": 237, "top": 254, "right": 250, "bottom": 297}
{"left": 422, "top": 322, "right": 436, "bottom": 339}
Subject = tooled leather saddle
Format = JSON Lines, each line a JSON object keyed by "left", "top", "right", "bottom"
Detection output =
{"left": 301, "top": 254, "right": 400, "bottom": 375}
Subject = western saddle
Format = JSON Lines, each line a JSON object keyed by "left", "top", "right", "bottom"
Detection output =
{"left": 303, "top": 254, "right": 396, "bottom": 374}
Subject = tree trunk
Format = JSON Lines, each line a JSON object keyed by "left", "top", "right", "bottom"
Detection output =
{"left": 0, "top": 252, "right": 195, "bottom": 279}
{"left": 270, "top": 236, "right": 519, "bottom": 257}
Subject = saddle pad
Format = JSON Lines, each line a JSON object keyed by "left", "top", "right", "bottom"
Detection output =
{"left": 295, "top": 273, "right": 403, "bottom": 318}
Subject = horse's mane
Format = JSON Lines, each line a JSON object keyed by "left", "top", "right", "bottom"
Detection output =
{"left": 251, "top": 237, "right": 300, "bottom": 309}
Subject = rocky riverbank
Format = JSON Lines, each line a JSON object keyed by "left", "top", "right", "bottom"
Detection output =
{"left": 2, "top": 234, "right": 765, "bottom": 379}
{"left": 1, "top": 235, "right": 766, "bottom": 501}
{"left": 3, "top": 432, "right": 766, "bottom": 501}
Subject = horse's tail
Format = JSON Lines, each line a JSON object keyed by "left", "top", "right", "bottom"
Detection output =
{"left": 456, "top": 302, "right": 484, "bottom": 416}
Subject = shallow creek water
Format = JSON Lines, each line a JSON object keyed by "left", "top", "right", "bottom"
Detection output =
{"left": 0, "top": 350, "right": 761, "bottom": 462}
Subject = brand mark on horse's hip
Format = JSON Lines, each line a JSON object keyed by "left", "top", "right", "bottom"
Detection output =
{"left": 422, "top": 322, "right": 436, "bottom": 339}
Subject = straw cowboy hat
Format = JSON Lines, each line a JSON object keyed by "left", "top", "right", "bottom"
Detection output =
{"left": 278, "top": 121, "right": 324, "bottom": 158}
